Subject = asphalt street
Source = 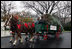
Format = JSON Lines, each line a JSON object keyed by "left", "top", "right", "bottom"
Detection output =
{"left": 1, "top": 31, "right": 71, "bottom": 48}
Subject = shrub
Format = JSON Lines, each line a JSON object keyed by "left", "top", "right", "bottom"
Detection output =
{"left": 63, "top": 21, "right": 71, "bottom": 31}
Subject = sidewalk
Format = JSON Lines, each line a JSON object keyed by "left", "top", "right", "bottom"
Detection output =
{"left": 1, "top": 30, "right": 11, "bottom": 37}
{"left": 1, "top": 30, "right": 26, "bottom": 37}
{"left": 1, "top": 22, "right": 10, "bottom": 37}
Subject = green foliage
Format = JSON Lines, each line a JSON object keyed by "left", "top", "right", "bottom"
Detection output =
{"left": 63, "top": 21, "right": 71, "bottom": 31}
{"left": 23, "top": 17, "right": 33, "bottom": 23}
{"left": 43, "top": 14, "right": 63, "bottom": 28}
{"left": 18, "top": 16, "right": 34, "bottom": 23}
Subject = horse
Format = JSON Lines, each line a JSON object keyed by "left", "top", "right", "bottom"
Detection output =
{"left": 4, "top": 14, "right": 35, "bottom": 46}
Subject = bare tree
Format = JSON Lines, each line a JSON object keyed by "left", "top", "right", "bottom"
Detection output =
{"left": 49, "top": 1, "right": 71, "bottom": 25}
{"left": 59, "top": 1, "right": 71, "bottom": 24}
{"left": 22, "top": 1, "right": 60, "bottom": 16}
{"left": 1, "top": 1, "right": 15, "bottom": 21}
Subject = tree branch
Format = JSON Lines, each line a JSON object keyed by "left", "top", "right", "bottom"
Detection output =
{"left": 25, "top": 2, "right": 43, "bottom": 15}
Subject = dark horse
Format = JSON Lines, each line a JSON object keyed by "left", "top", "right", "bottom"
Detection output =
{"left": 4, "top": 14, "right": 35, "bottom": 45}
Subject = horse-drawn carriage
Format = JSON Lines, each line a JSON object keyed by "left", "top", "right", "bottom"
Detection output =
{"left": 4, "top": 14, "right": 63, "bottom": 46}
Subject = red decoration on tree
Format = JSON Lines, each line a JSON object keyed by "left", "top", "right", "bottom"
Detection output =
{"left": 31, "top": 23, "right": 35, "bottom": 28}
{"left": 44, "top": 34, "right": 47, "bottom": 40}
{"left": 17, "top": 24, "right": 21, "bottom": 29}
{"left": 24, "top": 23, "right": 28, "bottom": 28}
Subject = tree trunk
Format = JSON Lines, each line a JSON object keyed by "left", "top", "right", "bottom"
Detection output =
{"left": 46, "top": 10, "right": 48, "bottom": 14}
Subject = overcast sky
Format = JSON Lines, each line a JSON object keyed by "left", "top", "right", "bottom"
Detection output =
{"left": 10, "top": 1, "right": 36, "bottom": 14}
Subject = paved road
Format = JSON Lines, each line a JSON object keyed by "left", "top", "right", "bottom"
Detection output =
{"left": 1, "top": 32, "right": 71, "bottom": 48}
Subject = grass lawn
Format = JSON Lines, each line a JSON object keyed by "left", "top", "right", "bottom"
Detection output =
{"left": 63, "top": 30, "right": 71, "bottom": 32}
